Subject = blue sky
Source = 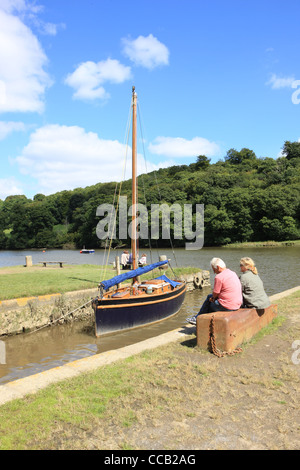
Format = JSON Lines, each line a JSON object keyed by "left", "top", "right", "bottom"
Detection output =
{"left": 0, "top": 0, "right": 300, "bottom": 199}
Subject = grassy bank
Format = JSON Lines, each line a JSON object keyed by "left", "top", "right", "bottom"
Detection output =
{"left": 0, "top": 264, "right": 200, "bottom": 301}
{"left": 0, "top": 291, "right": 299, "bottom": 450}
{"left": 222, "top": 239, "right": 300, "bottom": 248}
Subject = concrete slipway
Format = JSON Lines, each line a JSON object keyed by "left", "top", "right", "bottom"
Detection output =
{"left": 0, "top": 286, "right": 299, "bottom": 406}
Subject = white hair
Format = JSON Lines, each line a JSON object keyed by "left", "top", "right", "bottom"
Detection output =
{"left": 210, "top": 257, "right": 226, "bottom": 269}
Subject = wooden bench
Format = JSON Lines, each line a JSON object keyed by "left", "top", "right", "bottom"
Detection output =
{"left": 196, "top": 304, "right": 278, "bottom": 353}
{"left": 39, "top": 261, "right": 65, "bottom": 268}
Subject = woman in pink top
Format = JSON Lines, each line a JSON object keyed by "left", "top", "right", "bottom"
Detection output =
{"left": 186, "top": 258, "right": 243, "bottom": 325}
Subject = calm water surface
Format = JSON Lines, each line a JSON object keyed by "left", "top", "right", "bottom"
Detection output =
{"left": 0, "top": 245, "right": 298, "bottom": 294}
{"left": 0, "top": 289, "right": 206, "bottom": 385}
{"left": 0, "top": 246, "right": 299, "bottom": 384}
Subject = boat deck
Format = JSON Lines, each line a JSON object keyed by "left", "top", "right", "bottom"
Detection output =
{"left": 104, "top": 280, "right": 178, "bottom": 301}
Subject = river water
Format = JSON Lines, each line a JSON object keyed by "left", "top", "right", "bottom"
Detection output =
{"left": 0, "top": 246, "right": 299, "bottom": 384}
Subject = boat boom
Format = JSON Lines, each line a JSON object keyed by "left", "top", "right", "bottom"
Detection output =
{"left": 99, "top": 259, "right": 168, "bottom": 291}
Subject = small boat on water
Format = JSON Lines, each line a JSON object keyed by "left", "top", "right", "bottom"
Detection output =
{"left": 80, "top": 249, "right": 95, "bottom": 254}
{"left": 92, "top": 87, "right": 186, "bottom": 337}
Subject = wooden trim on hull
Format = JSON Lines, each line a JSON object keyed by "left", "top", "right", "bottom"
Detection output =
{"left": 93, "top": 283, "right": 186, "bottom": 337}
{"left": 97, "top": 285, "right": 186, "bottom": 309}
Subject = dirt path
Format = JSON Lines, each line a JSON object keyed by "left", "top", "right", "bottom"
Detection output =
{"left": 43, "top": 293, "right": 300, "bottom": 450}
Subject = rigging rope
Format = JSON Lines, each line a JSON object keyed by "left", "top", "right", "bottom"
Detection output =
{"left": 99, "top": 99, "right": 132, "bottom": 284}
{"left": 137, "top": 101, "right": 179, "bottom": 269}
{"left": 99, "top": 94, "right": 180, "bottom": 284}
{"left": 25, "top": 299, "right": 93, "bottom": 335}
{"left": 137, "top": 102, "right": 154, "bottom": 265}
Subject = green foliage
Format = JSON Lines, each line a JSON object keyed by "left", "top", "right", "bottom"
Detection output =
{"left": 194, "top": 155, "right": 211, "bottom": 170}
{"left": 225, "top": 147, "right": 257, "bottom": 165}
{"left": 282, "top": 140, "right": 300, "bottom": 160}
{"left": 0, "top": 141, "right": 299, "bottom": 249}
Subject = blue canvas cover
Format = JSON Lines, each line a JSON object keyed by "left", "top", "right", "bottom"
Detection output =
{"left": 100, "top": 260, "right": 169, "bottom": 291}
{"left": 154, "top": 275, "right": 181, "bottom": 288}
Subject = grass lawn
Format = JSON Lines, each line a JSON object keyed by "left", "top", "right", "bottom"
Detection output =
{"left": 0, "top": 291, "right": 299, "bottom": 450}
{"left": 0, "top": 264, "right": 199, "bottom": 301}
{"left": 0, "top": 264, "right": 112, "bottom": 300}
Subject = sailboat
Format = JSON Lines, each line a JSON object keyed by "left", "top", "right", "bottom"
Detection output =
{"left": 92, "top": 87, "right": 186, "bottom": 337}
{"left": 80, "top": 248, "right": 95, "bottom": 254}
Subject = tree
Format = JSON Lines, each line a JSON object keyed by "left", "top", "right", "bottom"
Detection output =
{"left": 1, "top": 195, "right": 30, "bottom": 230}
{"left": 282, "top": 141, "right": 300, "bottom": 160}
{"left": 47, "top": 191, "right": 72, "bottom": 224}
{"left": 33, "top": 193, "right": 46, "bottom": 202}
{"left": 204, "top": 205, "right": 235, "bottom": 245}
{"left": 224, "top": 188, "right": 254, "bottom": 242}
{"left": 225, "top": 148, "right": 257, "bottom": 165}
{"left": 67, "top": 191, "right": 86, "bottom": 223}
{"left": 0, "top": 229, "right": 6, "bottom": 249}
{"left": 29, "top": 202, "right": 56, "bottom": 234}
{"left": 8, "top": 201, "right": 32, "bottom": 249}
{"left": 195, "top": 155, "right": 211, "bottom": 170}
{"left": 258, "top": 216, "right": 300, "bottom": 241}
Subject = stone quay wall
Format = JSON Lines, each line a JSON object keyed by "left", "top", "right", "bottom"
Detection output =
{"left": 0, "top": 289, "right": 98, "bottom": 337}
{"left": 0, "top": 270, "right": 210, "bottom": 337}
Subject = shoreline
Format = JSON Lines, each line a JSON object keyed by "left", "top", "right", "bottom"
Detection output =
{"left": 0, "top": 268, "right": 210, "bottom": 337}
{"left": 0, "top": 285, "right": 299, "bottom": 407}
{"left": 1, "top": 238, "right": 300, "bottom": 250}
{"left": 221, "top": 239, "right": 300, "bottom": 248}
{"left": 0, "top": 264, "right": 203, "bottom": 300}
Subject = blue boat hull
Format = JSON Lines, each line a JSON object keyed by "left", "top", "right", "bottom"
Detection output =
{"left": 92, "top": 282, "right": 186, "bottom": 337}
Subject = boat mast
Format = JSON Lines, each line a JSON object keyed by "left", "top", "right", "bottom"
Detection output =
{"left": 131, "top": 86, "right": 138, "bottom": 271}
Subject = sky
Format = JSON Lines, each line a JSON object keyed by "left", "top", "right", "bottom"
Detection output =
{"left": 0, "top": 0, "right": 300, "bottom": 200}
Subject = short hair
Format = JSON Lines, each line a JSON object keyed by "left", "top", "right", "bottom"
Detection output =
{"left": 210, "top": 257, "right": 226, "bottom": 269}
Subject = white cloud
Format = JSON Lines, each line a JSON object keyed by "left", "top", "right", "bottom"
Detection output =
{"left": 148, "top": 136, "right": 220, "bottom": 158}
{"left": 65, "top": 59, "right": 132, "bottom": 101}
{"left": 0, "top": 177, "right": 24, "bottom": 200}
{"left": 15, "top": 124, "right": 176, "bottom": 195}
{"left": 266, "top": 73, "right": 295, "bottom": 89}
{"left": 1, "top": 0, "right": 61, "bottom": 35}
{"left": 122, "top": 34, "right": 169, "bottom": 69}
{"left": 0, "top": 0, "right": 28, "bottom": 14}
{"left": 16, "top": 124, "right": 134, "bottom": 193}
{"left": 0, "top": 7, "right": 52, "bottom": 113}
{"left": 38, "top": 21, "right": 63, "bottom": 36}
{"left": 0, "top": 121, "right": 26, "bottom": 140}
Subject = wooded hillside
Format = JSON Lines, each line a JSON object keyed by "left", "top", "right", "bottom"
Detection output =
{"left": 1, "top": 141, "right": 299, "bottom": 249}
